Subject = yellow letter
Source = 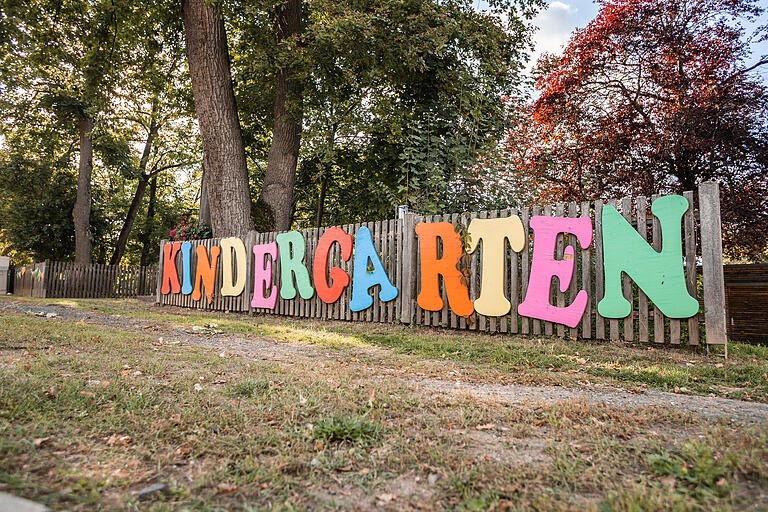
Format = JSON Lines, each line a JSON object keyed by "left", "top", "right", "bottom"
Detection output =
{"left": 220, "top": 237, "right": 247, "bottom": 296}
{"left": 466, "top": 215, "right": 525, "bottom": 316}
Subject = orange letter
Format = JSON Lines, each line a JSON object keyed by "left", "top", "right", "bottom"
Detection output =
{"left": 161, "top": 242, "right": 182, "bottom": 294}
{"left": 415, "top": 222, "right": 474, "bottom": 317}
{"left": 313, "top": 227, "right": 353, "bottom": 303}
{"left": 192, "top": 245, "right": 221, "bottom": 304}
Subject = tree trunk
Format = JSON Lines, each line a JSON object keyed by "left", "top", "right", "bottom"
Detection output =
{"left": 139, "top": 174, "right": 158, "bottom": 267}
{"left": 110, "top": 117, "right": 159, "bottom": 265}
{"left": 73, "top": 115, "right": 94, "bottom": 265}
{"left": 110, "top": 176, "right": 149, "bottom": 265}
{"left": 198, "top": 162, "right": 211, "bottom": 227}
{"left": 182, "top": 0, "right": 253, "bottom": 237}
{"left": 258, "top": 0, "right": 303, "bottom": 232}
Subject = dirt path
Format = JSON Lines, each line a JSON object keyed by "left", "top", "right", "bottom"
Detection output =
{"left": 3, "top": 300, "right": 768, "bottom": 424}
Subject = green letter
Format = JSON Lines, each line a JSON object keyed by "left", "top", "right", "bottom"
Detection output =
{"left": 276, "top": 231, "right": 315, "bottom": 300}
{"left": 597, "top": 195, "right": 698, "bottom": 319}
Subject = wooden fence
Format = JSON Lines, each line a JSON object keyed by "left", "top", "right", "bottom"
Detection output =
{"left": 158, "top": 182, "right": 727, "bottom": 346}
{"left": 724, "top": 263, "right": 768, "bottom": 343}
{"left": 13, "top": 261, "right": 157, "bottom": 299}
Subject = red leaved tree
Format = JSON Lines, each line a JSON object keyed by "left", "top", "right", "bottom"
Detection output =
{"left": 518, "top": 0, "right": 768, "bottom": 258}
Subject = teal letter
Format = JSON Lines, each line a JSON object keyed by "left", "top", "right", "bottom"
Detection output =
{"left": 597, "top": 195, "right": 698, "bottom": 319}
{"left": 350, "top": 226, "right": 398, "bottom": 312}
{"left": 180, "top": 241, "right": 193, "bottom": 295}
{"left": 276, "top": 231, "right": 315, "bottom": 300}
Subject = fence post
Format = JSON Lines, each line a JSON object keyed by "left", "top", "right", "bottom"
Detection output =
{"left": 698, "top": 182, "right": 727, "bottom": 352}
{"left": 156, "top": 240, "right": 166, "bottom": 304}
{"left": 399, "top": 213, "right": 420, "bottom": 324}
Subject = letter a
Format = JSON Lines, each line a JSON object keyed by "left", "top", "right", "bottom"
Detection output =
{"left": 350, "top": 226, "right": 398, "bottom": 311}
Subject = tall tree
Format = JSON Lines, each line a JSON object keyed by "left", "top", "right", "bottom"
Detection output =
{"left": 258, "top": 0, "right": 303, "bottom": 231}
{"left": 182, "top": 0, "right": 253, "bottom": 236}
{"left": 510, "top": 0, "right": 768, "bottom": 258}
{"left": 231, "top": 0, "right": 543, "bottom": 226}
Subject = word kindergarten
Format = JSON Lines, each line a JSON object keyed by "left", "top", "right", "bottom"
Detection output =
{"left": 160, "top": 194, "right": 700, "bottom": 326}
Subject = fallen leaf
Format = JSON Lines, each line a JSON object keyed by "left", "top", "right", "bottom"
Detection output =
{"left": 120, "top": 369, "right": 131, "bottom": 377}
{"left": 33, "top": 437, "right": 51, "bottom": 448}
{"left": 336, "top": 465, "right": 354, "bottom": 472}
{"left": 104, "top": 434, "right": 132, "bottom": 446}
{"left": 216, "top": 483, "right": 239, "bottom": 494}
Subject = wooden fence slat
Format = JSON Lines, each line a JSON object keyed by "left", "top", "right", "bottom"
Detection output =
{"left": 651, "top": 194, "right": 665, "bottom": 343}
{"left": 520, "top": 207, "right": 530, "bottom": 335}
{"left": 683, "top": 191, "right": 700, "bottom": 345}
{"left": 568, "top": 201, "right": 579, "bottom": 339}
{"left": 580, "top": 201, "right": 591, "bottom": 339}
{"left": 699, "top": 182, "right": 727, "bottom": 348}
{"left": 607, "top": 199, "right": 620, "bottom": 341}
{"left": 594, "top": 200, "right": 606, "bottom": 340}
{"left": 542, "top": 205, "right": 553, "bottom": 337}
{"left": 636, "top": 197, "right": 649, "bottom": 343}
{"left": 555, "top": 203, "right": 565, "bottom": 338}
{"left": 621, "top": 196, "right": 635, "bottom": 342}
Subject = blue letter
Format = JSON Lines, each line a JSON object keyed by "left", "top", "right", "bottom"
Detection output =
{"left": 350, "top": 226, "right": 398, "bottom": 311}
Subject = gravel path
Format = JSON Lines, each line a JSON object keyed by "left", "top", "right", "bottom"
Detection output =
{"left": 3, "top": 300, "right": 767, "bottom": 424}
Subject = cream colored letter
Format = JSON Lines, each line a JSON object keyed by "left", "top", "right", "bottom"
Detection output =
{"left": 466, "top": 216, "right": 525, "bottom": 316}
{"left": 220, "top": 237, "right": 247, "bottom": 296}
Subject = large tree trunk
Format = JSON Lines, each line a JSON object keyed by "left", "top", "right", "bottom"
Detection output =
{"left": 73, "top": 116, "right": 94, "bottom": 265}
{"left": 110, "top": 117, "right": 158, "bottom": 265}
{"left": 182, "top": 0, "right": 253, "bottom": 237}
{"left": 139, "top": 174, "right": 158, "bottom": 267}
{"left": 258, "top": 0, "right": 303, "bottom": 232}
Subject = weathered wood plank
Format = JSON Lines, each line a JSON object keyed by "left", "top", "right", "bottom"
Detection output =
{"left": 636, "top": 197, "right": 649, "bottom": 343}
{"left": 699, "top": 182, "right": 727, "bottom": 347}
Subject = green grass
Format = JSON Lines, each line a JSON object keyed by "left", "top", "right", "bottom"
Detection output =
{"left": 1, "top": 299, "right": 768, "bottom": 510}
{"left": 4, "top": 296, "right": 767, "bottom": 401}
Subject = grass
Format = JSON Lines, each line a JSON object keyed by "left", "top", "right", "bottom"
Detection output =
{"left": 0, "top": 298, "right": 767, "bottom": 510}
{"left": 5, "top": 296, "right": 768, "bottom": 401}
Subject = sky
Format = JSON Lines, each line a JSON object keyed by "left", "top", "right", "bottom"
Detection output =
{"left": 484, "top": 0, "right": 768, "bottom": 83}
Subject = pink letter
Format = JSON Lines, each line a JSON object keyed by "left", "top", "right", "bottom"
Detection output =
{"left": 518, "top": 216, "right": 593, "bottom": 328}
{"left": 251, "top": 242, "right": 278, "bottom": 309}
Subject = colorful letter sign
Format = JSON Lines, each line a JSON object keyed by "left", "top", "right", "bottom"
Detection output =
{"left": 598, "top": 195, "right": 699, "bottom": 319}
{"left": 313, "top": 227, "right": 353, "bottom": 304}
{"left": 414, "top": 222, "right": 474, "bottom": 317}
{"left": 517, "top": 216, "right": 592, "bottom": 328}
{"left": 159, "top": 192, "right": 705, "bottom": 336}
{"left": 161, "top": 242, "right": 182, "bottom": 294}
{"left": 466, "top": 215, "right": 525, "bottom": 317}
{"left": 350, "top": 226, "right": 398, "bottom": 311}
{"left": 252, "top": 242, "right": 278, "bottom": 309}
{"left": 276, "top": 231, "right": 315, "bottom": 300}
{"left": 192, "top": 245, "right": 220, "bottom": 303}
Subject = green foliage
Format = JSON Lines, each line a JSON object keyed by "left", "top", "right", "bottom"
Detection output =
{"left": 649, "top": 442, "right": 734, "bottom": 498}
{"left": 312, "top": 415, "right": 381, "bottom": 444}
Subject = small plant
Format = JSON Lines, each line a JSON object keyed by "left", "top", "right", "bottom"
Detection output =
{"left": 227, "top": 379, "right": 270, "bottom": 398}
{"left": 311, "top": 415, "right": 381, "bottom": 444}
{"left": 169, "top": 215, "right": 212, "bottom": 241}
{"left": 649, "top": 442, "right": 733, "bottom": 498}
